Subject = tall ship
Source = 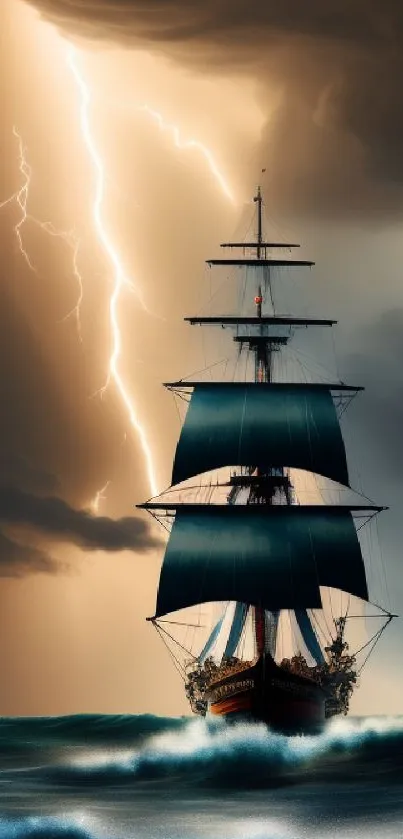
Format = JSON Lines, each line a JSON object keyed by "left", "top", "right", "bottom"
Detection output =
{"left": 139, "top": 187, "right": 395, "bottom": 733}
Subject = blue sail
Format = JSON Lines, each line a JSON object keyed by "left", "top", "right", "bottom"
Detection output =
{"left": 171, "top": 383, "right": 350, "bottom": 487}
{"left": 153, "top": 506, "right": 368, "bottom": 618}
{"left": 223, "top": 602, "right": 248, "bottom": 659}
{"left": 199, "top": 615, "right": 225, "bottom": 663}
{"left": 294, "top": 609, "right": 325, "bottom": 664}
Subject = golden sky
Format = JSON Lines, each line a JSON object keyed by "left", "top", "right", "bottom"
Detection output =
{"left": 0, "top": 0, "right": 402, "bottom": 716}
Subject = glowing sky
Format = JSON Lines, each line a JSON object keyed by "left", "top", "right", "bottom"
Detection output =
{"left": 0, "top": 0, "right": 402, "bottom": 716}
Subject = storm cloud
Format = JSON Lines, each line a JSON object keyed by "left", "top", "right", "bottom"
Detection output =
{"left": 0, "top": 487, "right": 161, "bottom": 553}
{"left": 27, "top": 0, "right": 403, "bottom": 218}
{"left": 0, "top": 530, "right": 57, "bottom": 577}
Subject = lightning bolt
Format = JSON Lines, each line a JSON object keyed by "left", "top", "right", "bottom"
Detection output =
{"left": 66, "top": 45, "right": 159, "bottom": 498}
{"left": 136, "top": 106, "right": 235, "bottom": 204}
{"left": 91, "top": 480, "right": 111, "bottom": 513}
{"left": 0, "top": 127, "right": 84, "bottom": 340}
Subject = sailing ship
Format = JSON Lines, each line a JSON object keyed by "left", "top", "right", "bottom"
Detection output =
{"left": 139, "top": 187, "right": 395, "bottom": 734}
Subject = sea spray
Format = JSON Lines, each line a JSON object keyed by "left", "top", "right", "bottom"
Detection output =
{"left": 39, "top": 714, "right": 403, "bottom": 790}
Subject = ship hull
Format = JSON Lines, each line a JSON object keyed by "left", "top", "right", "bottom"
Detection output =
{"left": 207, "top": 655, "right": 326, "bottom": 734}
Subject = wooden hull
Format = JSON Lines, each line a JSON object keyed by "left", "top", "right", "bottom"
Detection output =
{"left": 207, "top": 655, "right": 326, "bottom": 734}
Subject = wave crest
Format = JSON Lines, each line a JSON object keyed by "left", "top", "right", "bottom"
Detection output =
{"left": 51, "top": 715, "right": 403, "bottom": 789}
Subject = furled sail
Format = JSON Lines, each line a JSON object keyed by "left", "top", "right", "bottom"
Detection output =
{"left": 294, "top": 609, "right": 325, "bottom": 664}
{"left": 223, "top": 602, "right": 248, "bottom": 659}
{"left": 199, "top": 614, "right": 225, "bottom": 663}
{"left": 171, "top": 383, "right": 349, "bottom": 487}
{"left": 153, "top": 505, "right": 368, "bottom": 618}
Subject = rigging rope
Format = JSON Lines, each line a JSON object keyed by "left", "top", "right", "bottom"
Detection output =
{"left": 154, "top": 624, "right": 186, "bottom": 682}
{"left": 155, "top": 621, "right": 195, "bottom": 658}
{"left": 356, "top": 619, "right": 392, "bottom": 675}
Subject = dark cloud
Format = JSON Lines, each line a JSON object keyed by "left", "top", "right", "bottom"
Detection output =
{"left": 25, "top": 1, "right": 398, "bottom": 47}
{"left": 28, "top": 0, "right": 403, "bottom": 218}
{"left": 0, "top": 487, "right": 161, "bottom": 552}
{"left": 0, "top": 530, "right": 57, "bottom": 577}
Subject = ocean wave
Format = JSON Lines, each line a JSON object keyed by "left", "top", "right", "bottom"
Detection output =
{"left": 47, "top": 715, "right": 403, "bottom": 790}
{"left": 0, "top": 816, "right": 288, "bottom": 839}
{"left": 0, "top": 817, "right": 95, "bottom": 839}
{"left": 0, "top": 713, "right": 188, "bottom": 751}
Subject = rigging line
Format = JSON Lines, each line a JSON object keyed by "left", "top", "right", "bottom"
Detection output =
{"left": 147, "top": 509, "right": 171, "bottom": 534}
{"left": 295, "top": 356, "right": 309, "bottom": 384}
{"left": 310, "top": 609, "right": 330, "bottom": 646}
{"left": 344, "top": 594, "right": 351, "bottom": 621}
{"left": 184, "top": 614, "right": 192, "bottom": 653}
{"left": 366, "top": 514, "right": 376, "bottom": 599}
{"left": 240, "top": 268, "right": 247, "bottom": 314}
{"left": 344, "top": 614, "right": 392, "bottom": 619}
{"left": 294, "top": 353, "right": 328, "bottom": 385}
{"left": 173, "top": 392, "right": 183, "bottom": 430}
{"left": 200, "top": 318, "right": 209, "bottom": 382}
{"left": 375, "top": 512, "right": 392, "bottom": 612}
{"left": 356, "top": 621, "right": 391, "bottom": 675}
{"left": 321, "top": 592, "right": 335, "bottom": 640}
{"left": 201, "top": 269, "right": 233, "bottom": 314}
{"left": 265, "top": 267, "right": 276, "bottom": 315}
{"left": 329, "top": 587, "right": 335, "bottom": 624}
{"left": 154, "top": 624, "right": 186, "bottom": 681}
{"left": 181, "top": 356, "right": 232, "bottom": 381}
{"left": 345, "top": 485, "right": 378, "bottom": 507}
{"left": 152, "top": 481, "right": 216, "bottom": 497}
{"left": 308, "top": 609, "right": 323, "bottom": 650}
{"left": 354, "top": 618, "right": 391, "bottom": 659}
{"left": 244, "top": 341, "right": 249, "bottom": 382}
{"left": 331, "top": 325, "right": 340, "bottom": 381}
{"left": 157, "top": 620, "right": 207, "bottom": 628}
{"left": 156, "top": 622, "right": 196, "bottom": 658}
{"left": 355, "top": 511, "right": 381, "bottom": 533}
{"left": 289, "top": 346, "right": 338, "bottom": 382}
{"left": 168, "top": 388, "right": 192, "bottom": 402}
{"left": 265, "top": 205, "right": 295, "bottom": 243}
{"left": 337, "top": 394, "right": 356, "bottom": 420}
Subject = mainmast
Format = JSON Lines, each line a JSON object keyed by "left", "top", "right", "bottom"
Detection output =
{"left": 253, "top": 185, "right": 269, "bottom": 380}
{"left": 256, "top": 185, "right": 263, "bottom": 258}
{"left": 252, "top": 186, "right": 275, "bottom": 656}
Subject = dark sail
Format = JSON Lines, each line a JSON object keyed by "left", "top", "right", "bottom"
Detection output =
{"left": 152, "top": 505, "right": 368, "bottom": 618}
{"left": 171, "top": 382, "right": 350, "bottom": 487}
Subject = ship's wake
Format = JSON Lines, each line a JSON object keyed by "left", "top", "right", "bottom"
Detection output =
{"left": 44, "top": 714, "right": 403, "bottom": 790}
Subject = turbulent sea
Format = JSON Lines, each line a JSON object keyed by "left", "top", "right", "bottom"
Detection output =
{"left": 0, "top": 714, "right": 402, "bottom": 839}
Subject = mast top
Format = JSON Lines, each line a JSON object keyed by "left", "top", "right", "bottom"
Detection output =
{"left": 255, "top": 184, "right": 263, "bottom": 258}
{"left": 208, "top": 185, "right": 314, "bottom": 267}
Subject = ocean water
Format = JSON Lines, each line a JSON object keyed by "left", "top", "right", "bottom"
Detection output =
{"left": 0, "top": 714, "right": 402, "bottom": 839}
